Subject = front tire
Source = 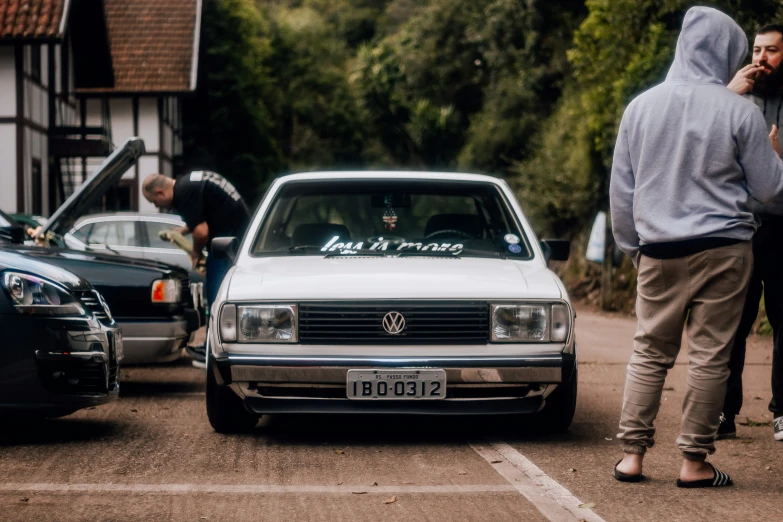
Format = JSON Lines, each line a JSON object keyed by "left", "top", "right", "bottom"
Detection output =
{"left": 537, "top": 364, "right": 577, "bottom": 432}
{"left": 206, "top": 361, "right": 259, "bottom": 433}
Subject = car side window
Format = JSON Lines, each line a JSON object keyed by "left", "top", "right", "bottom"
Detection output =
{"left": 71, "top": 223, "right": 93, "bottom": 242}
{"left": 145, "top": 221, "right": 181, "bottom": 250}
{"left": 89, "top": 221, "right": 139, "bottom": 247}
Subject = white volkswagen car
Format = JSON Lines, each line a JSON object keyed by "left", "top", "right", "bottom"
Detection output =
{"left": 206, "top": 172, "right": 576, "bottom": 433}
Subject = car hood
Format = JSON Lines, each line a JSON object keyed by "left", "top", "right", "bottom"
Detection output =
{"left": 228, "top": 257, "right": 563, "bottom": 301}
{"left": 41, "top": 137, "right": 146, "bottom": 237}
{"left": 0, "top": 248, "right": 92, "bottom": 292}
{"left": 12, "top": 246, "right": 186, "bottom": 280}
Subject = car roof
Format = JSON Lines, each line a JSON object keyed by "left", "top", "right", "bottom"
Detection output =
{"left": 74, "top": 212, "right": 184, "bottom": 223}
{"left": 274, "top": 171, "right": 505, "bottom": 184}
{"left": 73, "top": 212, "right": 185, "bottom": 228}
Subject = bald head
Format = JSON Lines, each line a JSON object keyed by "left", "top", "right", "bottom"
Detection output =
{"left": 142, "top": 174, "right": 175, "bottom": 210}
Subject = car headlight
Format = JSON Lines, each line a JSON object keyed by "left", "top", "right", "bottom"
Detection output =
{"left": 491, "top": 303, "right": 571, "bottom": 343}
{"left": 1, "top": 271, "right": 86, "bottom": 317}
{"left": 151, "top": 279, "right": 181, "bottom": 304}
{"left": 219, "top": 304, "right": 298, "bottom": 343}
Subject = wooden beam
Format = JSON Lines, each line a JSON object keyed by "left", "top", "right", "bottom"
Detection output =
{"left": 15, "top": 44, "right": 24, "bottom": 212}
{"left": 133, "top": 96, "right": 140, "bottom": 211}
{"left": 48, "top": 43, "right": 57, "bottom": 214}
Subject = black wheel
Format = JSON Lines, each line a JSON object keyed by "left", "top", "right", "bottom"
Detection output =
{"left": 206, "top": 361, "right": 259, "bottom": 433}
{"left": 537, "top": 364, "right": 577, "bottom": 432}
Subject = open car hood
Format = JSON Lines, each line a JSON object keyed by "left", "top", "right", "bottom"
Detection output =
{"left": 41, "top": 137, "right": 146, "bottom": 237}
{"left": 0, "top": 208, "right": 26, "bottom": 244}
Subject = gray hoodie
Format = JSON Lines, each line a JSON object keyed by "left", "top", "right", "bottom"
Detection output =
{"left": 610, "top": 6, "right": 783, "bottom": 260}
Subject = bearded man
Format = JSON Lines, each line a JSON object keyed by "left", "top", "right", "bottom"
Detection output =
{"left": 721, "top": 24, "right": 783, "bottom": 442}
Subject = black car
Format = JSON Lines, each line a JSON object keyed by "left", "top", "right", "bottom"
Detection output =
{"left": 0, "top": 249, "right": 120, "bottom": 417}
{"left": 0, "top": 139, "right": 202, "bottom": 364}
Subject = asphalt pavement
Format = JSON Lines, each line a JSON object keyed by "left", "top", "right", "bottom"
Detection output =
{"left": 0, "top": 305, "right": 780, "bottom": 521}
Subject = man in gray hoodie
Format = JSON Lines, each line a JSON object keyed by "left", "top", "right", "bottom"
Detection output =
{"left": 719, "top": 24, "right": 783, "bottom": 443}
{"left": 610, "top": 7, "right": 783, "bottom": 487}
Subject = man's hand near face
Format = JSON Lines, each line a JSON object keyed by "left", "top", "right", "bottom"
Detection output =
{"left": 728, "top": 64, "right": 765, "bottom": 94}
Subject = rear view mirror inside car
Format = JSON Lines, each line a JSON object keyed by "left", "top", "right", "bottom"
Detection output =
{"left": 371, "top": 193, "right": 411, "bottom": 208}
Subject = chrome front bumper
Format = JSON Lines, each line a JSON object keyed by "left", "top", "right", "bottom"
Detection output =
{"left": 219, "top": 355, "right": 567, "bottom": 384}
{"left": 212, "top": 353, "right": 575, "bottom": 415}
{"left": 117, "top": 318, "right": 189, "bottom": 364}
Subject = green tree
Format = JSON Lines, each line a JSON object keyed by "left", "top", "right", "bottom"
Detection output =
{"left": 183, "top": 0, "right": 283, "bottom": 203}
{"left": 266, "top": 6, "right": 366, "bottom": 170}
{"left": 354, "top": 0, "right": 585, "bottom": 171}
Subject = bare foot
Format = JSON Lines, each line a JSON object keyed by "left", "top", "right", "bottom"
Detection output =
{"left": 616, "top": 453, "right": 643, "bottom": 476}
{"left": 679, "top": 460, "right": 715, "bottom": 482}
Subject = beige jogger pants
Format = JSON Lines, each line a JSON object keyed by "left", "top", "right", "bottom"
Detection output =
{"left": 617, "top": 241, "right": 753, "bottom": 460}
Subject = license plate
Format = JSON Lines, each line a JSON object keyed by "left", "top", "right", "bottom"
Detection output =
{"left": 346, "top": 369, "right": 446, "bottom": 400}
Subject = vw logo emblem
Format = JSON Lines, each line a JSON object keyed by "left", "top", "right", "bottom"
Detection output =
{"left": 382, "top": 311, "right": 406, "bottom": 335}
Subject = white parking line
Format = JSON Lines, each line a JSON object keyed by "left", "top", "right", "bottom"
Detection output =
{"left": 471, "top": 442, "right": 607, "bottom": 522}
{"left": 0, "top": 484, "right": 516, "bottom": 495}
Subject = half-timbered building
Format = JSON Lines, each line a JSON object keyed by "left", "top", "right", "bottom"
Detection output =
{"left": 0, "top": 0, "right": 201, "bottom": 214}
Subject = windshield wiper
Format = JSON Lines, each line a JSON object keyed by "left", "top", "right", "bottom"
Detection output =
{"left": 288, "top": 245, "right": 327, "bottom": 253}
{"left": 396, "top": 249, "right": 501, "bottom": 259}
{"left": 324, "top": 249, "right": 387, "bottom": 258}
{"left": 395, "top": 250, "right": 460, "bottom": 258}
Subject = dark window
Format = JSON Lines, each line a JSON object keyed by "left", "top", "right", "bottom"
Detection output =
{"left": 71, "top": 223, "right": 93, "bottom": 242}
{"left": 31, "top": 160, "right": 42, "bottom": 214}
{"left": 61, "top": 41, "right": 69, "bottom": 96}
{"left": 30, "top": 45, "right": 41, "bottom": 83}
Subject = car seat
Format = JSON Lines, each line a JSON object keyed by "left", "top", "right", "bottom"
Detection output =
{"left": 424, "top": 214, "right": 484, "bottom": 239}
{"left": 291, "top": 223, "right": 352, "bottom": 247}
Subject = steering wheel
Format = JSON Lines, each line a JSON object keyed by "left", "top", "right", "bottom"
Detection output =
{"left": 425, "top": 229, "right": 473, "bottom": 240}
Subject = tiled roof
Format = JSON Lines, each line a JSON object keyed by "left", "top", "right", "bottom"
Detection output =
{"left": 82, "top": 0, "right": 200, "bottom": 93}
{"left": 0, "top": 0, "right": 66, "bottom": 39}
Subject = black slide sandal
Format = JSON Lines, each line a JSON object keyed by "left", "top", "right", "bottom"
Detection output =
{"left": 676, "top": 463, "right": 733, "bottom": 488}
{"left": 614, "top": 459, "right": 644, "bottom": 482}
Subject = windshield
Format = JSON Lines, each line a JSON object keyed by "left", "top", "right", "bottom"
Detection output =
{"left": 250, "top": 180, "right": 532, "bottom": 259}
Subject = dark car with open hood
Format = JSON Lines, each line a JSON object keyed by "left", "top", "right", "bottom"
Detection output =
{"left": 0, "top": 249, "right": 120, "bottom": 417}
{"left": 0, "top": 138, "right": 202, "bottom": 364}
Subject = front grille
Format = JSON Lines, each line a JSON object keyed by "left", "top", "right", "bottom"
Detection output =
{"left": 179, "top": 278, "right": 192, "bottom": 306}
{"left": 298, "top": 301, "right": 489, "bottom": 344}
{"left": 38, "top": 359, "right": 115, "bottom": 395}
{"left": 77, "top": 290, "right": 111, "bottom": 324}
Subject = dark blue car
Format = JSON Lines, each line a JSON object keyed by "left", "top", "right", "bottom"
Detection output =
{"left": 0, "top": 249, "right": 121, "bottom": 417}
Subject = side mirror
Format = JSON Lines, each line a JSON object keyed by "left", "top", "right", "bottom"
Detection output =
{"left": 540, "top": 239, "right": 570, "bottom": 263}
{"left": 211, "top": 237, "right": 238, "bottom": 262}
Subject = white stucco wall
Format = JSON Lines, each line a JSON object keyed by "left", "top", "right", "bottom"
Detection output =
{"left": 0, "top": 125, "right": 15, "bottom": 212}
{"left": 138, "top": 98, "right": 159, "bottom": 153}
{"left": 109, "top": 98, "right": 133, "bottom": 147}
{"left": 85, "top": 98, "right": 101, "bottom": 126}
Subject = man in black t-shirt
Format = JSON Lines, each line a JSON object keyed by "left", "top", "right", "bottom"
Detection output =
{"left": 142, "top": 172, "right": 251, "bottom": 311}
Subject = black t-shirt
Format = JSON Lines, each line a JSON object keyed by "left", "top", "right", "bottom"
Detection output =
{"left": 172, "top": 171, "right": 251, "bottom": 244}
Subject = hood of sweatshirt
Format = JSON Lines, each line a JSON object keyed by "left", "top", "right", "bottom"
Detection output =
{"left": 666, "top": 6, "right": 747, "bottom": 85}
